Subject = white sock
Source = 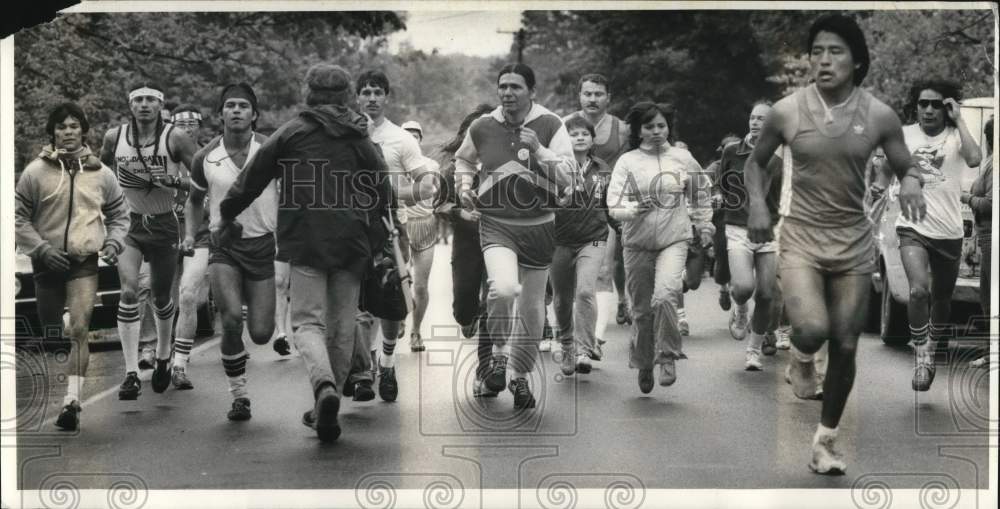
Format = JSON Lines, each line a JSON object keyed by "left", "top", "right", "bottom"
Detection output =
{"left": 677, "top": 307, "right": 687, "bottom": 321}
{"left": 748, "top": 331, "right": 765, "bottom": 351}
{"left": 595, "top": 291, "right": 615, "bottom": 341}
{"left": 791, "top": 344, "right": 814, "bottom": 363}
{"left": 380, "top": 351, "right": 395, "bottom": 369}
{"left": 117, "top": 302, "right": 141, "bottom": 373}
{"left": 64, "top": 375, "right": 83, "bottom": 405}
{"left": 227, "top": 375, "right": 249, "bottom": 400}
{"left": 173, "top": 337, "right": 194, "bottom": 369}
{"left": 815, "top": 423, "right": 838, "bottom": 439}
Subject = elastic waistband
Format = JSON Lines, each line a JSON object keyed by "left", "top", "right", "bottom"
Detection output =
{"left": 481, "top": 212, "right": 555, "bottom": 227}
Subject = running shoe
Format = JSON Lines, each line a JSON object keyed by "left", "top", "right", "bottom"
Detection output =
{"left": 314, "top": 385, "right": 342, "bottom": 442}
{"left": 227, "top": 397, "right": 251, "bottom": 421}
{"left": 138, "top": 347, "right": 155, "bottom": 370}
{"left": 729, "top": 305, "right": 749, "bottom": 340}
{"left": 809, "top": 432, "right": 846, "bottom": 475}
{"left": 762, "top": 332, "right": 778, "bottom": 356}
{"left": 638, "top": 369, "right": 654, "bottom": 394}
{"left": 352, "top": 380, "right": 375, "bottom": 402}
{"left": 560, "top": 348, "right": 576, "bottom": 376}
{"left": 775, "top": 326, "right": 792, "bottom": 350}
{"left": 118, "top": 371, "right": 141, "bottom": 400}
{"left": 508, "top": 378, "right": 536, "bottom": 409}
{"left": 658, "top": 359, "right": 676, "bottom": 386}
{"left": 745, "top": 349, "right": 763, "bottom": 371}
{"left": 171, "top": 367, "right": 194, "bottom": 390}
{"left": 718, "top": 287, "right": 732, "bottom": 311}
{"left": 473, "top": 377, "right": 499, "bottom": 398}
{"left": 460, "top": 318, "right": 479, "bottom": 339}
{"left": 273, "top": 335, "right": 292, "bottom": 356}
{"left": 55, "top": 400, "right": 81, "bottom": 431}
{"left": 912, "top": 352, "right": 936, "bottom": 392}
{"left": 575, "top": 354, "right": 593, "bottom": 374}
{"left": 678, "top": 318, "right": 690, "bottom": 337}
{"left": 378, "top": 366, "right": 398, "bottom": 402}
{"left": 539, "top": 340, "right": 552, "bottom": 352}
{"left": 485, "top": 355, "right": 507, "bottom": 393}
{"left": 152, "top": 358, "right": 171, "bottom": 393}
{"left": 589, "top": 342, "right": 603, "bottom": 361}
{"left": 410, "top": 332, "right": 425, "bottom": 352}
{"left": 788, "top": 358, "right": 821, "bottom": 400}
{"left": 616, "top": 301, "right": 632, "bottom": 325}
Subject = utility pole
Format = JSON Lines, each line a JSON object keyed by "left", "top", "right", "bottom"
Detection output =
{"left": 497, "top": 28, "right": 527, "bottom": 63}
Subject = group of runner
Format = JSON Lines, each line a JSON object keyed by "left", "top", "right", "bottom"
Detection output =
{"left": 14, "top": 13, "right": 992, "bottom": 475}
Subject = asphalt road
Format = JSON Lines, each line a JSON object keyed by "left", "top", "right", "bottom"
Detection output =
{"left": 10, "top": 243, "right": 994, "bottom": 503}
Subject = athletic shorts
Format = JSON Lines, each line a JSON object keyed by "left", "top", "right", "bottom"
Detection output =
{"left": 32, "top": 253, "right": 99, "bottom": 288}
{"left": 480, "top": 216, "right": 555, "bottom": 270}
{"left": 778, "top": 218, "right": 876, "bottom": 275}
{"left": 209, "top": 233, "right": 276, "bottom": 281}
{"left": 896, "top": 227, "right": 963, "bottom": 263}
{"left": 726, "top": 224, "right": 778, "bottom": 254}
{"left": 178, "top": 217, "right": 212, "bottom": 250}
{"left": 125, "top": 211, "right": 180, "bottom": 259}
{"left": 404, "top": 215, "right": 438, "bottom": 253}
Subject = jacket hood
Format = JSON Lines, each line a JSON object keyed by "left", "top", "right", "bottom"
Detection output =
{"left": 299, "top": 105, "right": 369, "bottom": 139}
{"left": 38, "top": 144, "right": 102, "bottom": 171}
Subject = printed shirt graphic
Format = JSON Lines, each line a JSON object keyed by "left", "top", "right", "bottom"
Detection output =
{"left": 896, "top": 124, "right": 966, "bottom": 239}
{"left": 113, "top": 124, "right": 182, "bottom": 215}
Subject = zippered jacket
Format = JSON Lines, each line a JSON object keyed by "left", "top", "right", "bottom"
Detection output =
{"left": 15, "top": 145, "right": 129, "bottom": 260}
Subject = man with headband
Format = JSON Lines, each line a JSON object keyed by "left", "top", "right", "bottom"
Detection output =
{"left": 100, "top": 82, "right": 199, "bottom": 401}
{"left": 184, "top": 83, "right": 278, "bottom": 421}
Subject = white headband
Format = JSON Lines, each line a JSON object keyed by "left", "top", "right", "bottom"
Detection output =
{"left": 172, "top": 111, "right": 202, "bottom": 122}
{"left": 129, "top": 87, "right": 164, "bottom": 102}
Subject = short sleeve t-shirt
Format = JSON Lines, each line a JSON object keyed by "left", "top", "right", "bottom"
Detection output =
{"left": 896, "top": 124, "right": 966, "bottom": 239}
{"left": 371, "top": 119, "right": 434, "bottom": 223}
{"left": 190, "top": 132, "right": 277, "bottom": 238}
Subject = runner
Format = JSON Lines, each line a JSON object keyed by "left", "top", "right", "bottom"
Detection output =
{"left": 218, "top": 64, "right": 391, "bottom": 442}
{"left": 100, "top": 82, "right": 199, "bottom": 400}
{"left": 964, "top": 117, "right": 991, "bottom": 369}
{"left": 436, "top": 104, "right": 497, "bottom": 396}
{"left": 713, "top": 100, "right": 784, "bottom": 369}
{"left": 454, "top": 63, "right": 575, "bottom": 409}
{"left": 563, "top": 73, "right": 631, "bottom": 345}
{"left": 16, "top": 103, "right": 130, "bottom": 430}
{"left": 550, "top": 115, "right": 613, "bottom": 376}
{"left": 184, "top": 83, "right": 278, "bottom": 420}
{"left": 744, "top": 14, "right": 925, "bottom": 474}
{"left": 606, "top": 101, "right": 714, "bottom": 394}
{"left": 893, "top": 79, "right": 981, "bottom": 390}
{"left": 707, "top": 134, "right": 741, "bottom": 312}
{"left": 356, "top": 70, "right": 439, "bottom": 402}
{"left": 169, "top": 105, "right": 213, "bottom": 390}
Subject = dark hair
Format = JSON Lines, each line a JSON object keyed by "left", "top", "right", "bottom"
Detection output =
{"left": 807, "top": 14, "right": 870, "bottom": 86}
{"left": 985, "top": 116, "right": 993, "bottom": 152}
{"left": 440, "top": 103, "right": 494, "bottom": 155}
{"left": 905, "top": 79, "right": 962, "bottom": 127}
{"left": 564, "top": 114, "right": 596, "bottom": 139}
{"left": 172, "top": 104, "right": 203, "bottom": 123}
{"left": 217, "top": 83, "right": 260, "bottom": 129}
{"left": 497, "top": 63, "right": 536, "bottom": 90}
{"left": 578, "top": 73, "right": 610, "bottom": 95}
{"left": 46, "top": 102, "right": 90, "bottom": 146}
{"left": 625, "top": 101, "right": 675, "bottom": 150}
{"left": 355, "top": 69, "right": 390, "bottom": 95}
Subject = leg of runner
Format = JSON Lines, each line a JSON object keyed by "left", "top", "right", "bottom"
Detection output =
{"left": 482, "top": 246, "right": 520, "bottom": 396}
{"left": 593, "top": 228, "right": 617, "bottom": 360}
{"left": 272, "top": 260, "right": 293, "bottom": 355}
{"left": 211, "top": 263, "right": 251, "bottom": 420}
{"left": 510, "top": 264, "right": 548, "bottom": 409}
{"left": 346, "top": 312, "right": 376, "bottom": 401}
{"left": 899, "top": 244, "right": 933, "bottom": 388}
{"left": 550, "top": 245, "right": 578, "bottom": 377}
{"left": 136, "top": 261, "right": 156, "bottom": 369}
{"left": 58, "top": 275, "right": 98, "bottom": 429}
{"left": 746, "top": 251, "right": 778, "bottom": 368}
{"left": 409, "top": 245, "right": 435, "bottom": 348}
{"left": 116, "top": 243, "right": 145, "bottom": 400}
{"left": 727, "top": 241, "right": 754, "bottom": 342}
{"left": 291, "top": 265, "right": 359, "bottom": 443}
{"left": 927, "top": 248, "right": 960, "bottom": 356}
{"left": 778, "top": 267, "right": 827, "bottom": 400}
{"left": 572, "top": 242, "right": 604, "bottom": 373}
{"left": 173, "top": 247, "right": 209, "bottom": 389}
{"left": 147, "top": 244, "right": 179, "bottom": 394}
{"left": 614, "top": 231, "right": 630, "bottom": 325}
{"left": 243, "top": 274, "right": 276, "bottom": 346}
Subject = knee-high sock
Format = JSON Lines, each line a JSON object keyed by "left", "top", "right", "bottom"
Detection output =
{"left": 221, "top": 351, "right": 250, "bottom": 399}
{"left": 153, "top": 300, "right": 176, "bottom": 361}
{"left": 117, "top": 302, "right": 141, "bottom": 373}
{"left": 174, "top": 337, "right": 195, "bottom": 369}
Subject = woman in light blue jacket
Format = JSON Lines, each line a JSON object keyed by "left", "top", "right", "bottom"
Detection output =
{"left": 605, "top": 102, "right": 714, "bottom": 394}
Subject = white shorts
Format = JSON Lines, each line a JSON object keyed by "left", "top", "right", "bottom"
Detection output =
{"left": 725, "top": 225, "right": 778, "bottom": 255}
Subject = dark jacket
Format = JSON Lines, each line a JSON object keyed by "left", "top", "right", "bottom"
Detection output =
{"left": 220, "top": 104, "right": 391, "bottom": 275}
{"left": 555, "top": 155, "right": 615, "bottom": 246}
{"left": 713, "top": 138, "right": 783, "bottom": 227}
{"left": 435, "top": 157, "right": 480, "bottom": 238}
{"left": 969, "top": 156, "right": 992, "bottom": 237}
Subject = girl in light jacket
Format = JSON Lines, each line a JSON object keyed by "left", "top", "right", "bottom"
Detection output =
{"left": 605, "top": 102, "right": 714, "bottom": 394}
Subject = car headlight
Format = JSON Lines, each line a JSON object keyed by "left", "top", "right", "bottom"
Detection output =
{"left": 15, "top": 277, "right": 21, "bottom": 297}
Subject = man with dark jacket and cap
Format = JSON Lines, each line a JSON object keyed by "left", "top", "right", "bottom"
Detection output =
{"left": 218, "top": 64, "right": 392, "bottom": 442}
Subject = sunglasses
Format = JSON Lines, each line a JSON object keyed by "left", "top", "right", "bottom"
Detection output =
{"left": 917, "top": 99, "right": 945, "bottom": 110}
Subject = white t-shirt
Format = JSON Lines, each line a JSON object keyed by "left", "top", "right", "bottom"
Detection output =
{"left": 191, "top": 133, "right": 277, "bottom": 238}
{"left": 896, "top": 124, "right": 967, "bottom": 239}
{"left": 371, "top": 119, "right": 435, "bottom": 223}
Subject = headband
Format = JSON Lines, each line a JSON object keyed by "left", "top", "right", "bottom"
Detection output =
{"left": 129, "top": 87, "right": 164, "bottom": 102}
{"left": 172, "top": 111, "right": 203, "bottom": 122}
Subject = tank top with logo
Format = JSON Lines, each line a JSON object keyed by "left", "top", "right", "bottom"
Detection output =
{"left": 113, "top": 123, "right": 182, "bottom": 215}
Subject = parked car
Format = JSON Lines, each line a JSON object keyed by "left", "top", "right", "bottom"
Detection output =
{"left": 869, "top": 97, "right": 993, "bottom": 346}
